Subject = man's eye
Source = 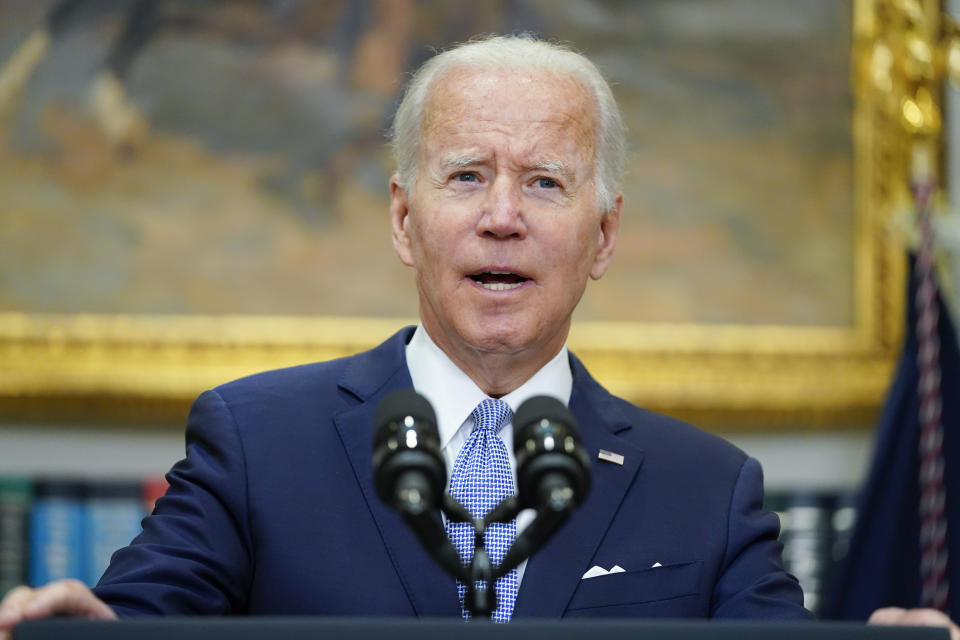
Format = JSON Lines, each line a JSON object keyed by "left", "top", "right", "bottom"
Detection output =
{"left": 453, "top": 172, "right": 479, "bottom": 182}
{"left": 534, "top": 177, "right": 559, "bottom": 189}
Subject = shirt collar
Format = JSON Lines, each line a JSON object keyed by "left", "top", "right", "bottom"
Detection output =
{"left": 405, "top": 324, "right": 573, "bottom": 449}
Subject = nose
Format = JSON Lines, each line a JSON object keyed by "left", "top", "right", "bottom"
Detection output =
{"left": 476, "top": 177, "right": 526, "bottom": 239}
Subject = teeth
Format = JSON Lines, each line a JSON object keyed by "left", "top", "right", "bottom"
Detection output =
{"left": 489, "top": 270, "right": 512, "bottom": 275}
{"left": 481, "top": 282, "right": 524, "bottom": 291}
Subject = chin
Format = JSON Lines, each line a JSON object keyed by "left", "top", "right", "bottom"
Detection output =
{"left": 460, "top": 319, "right": 542, "bottom": 356}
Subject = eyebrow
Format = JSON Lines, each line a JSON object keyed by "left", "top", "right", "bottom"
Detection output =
{"left": 438, "top": 154, "right": 484, "bottom": 171}
{"left": 532, "top": 160, "right": 572, "bottom": 180}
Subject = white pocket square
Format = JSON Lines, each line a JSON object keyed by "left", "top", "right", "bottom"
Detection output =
{"left": 581, "top": 564, "right": 626, "bottom": 579}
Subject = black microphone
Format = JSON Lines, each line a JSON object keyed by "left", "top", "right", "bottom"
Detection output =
{"left": 372, "top": 389, "right": 468, "bottom": 583}
{"left": 372, "top": 389, "right": 446, "bottom": 515}
{"left": 513, "top": 395, "right": 590, "bottom": 514}
{"left": 492, "top": 395, "right": 591, "bottom": 578}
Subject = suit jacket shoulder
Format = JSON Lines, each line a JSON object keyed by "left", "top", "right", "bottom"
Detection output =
{"left": 211, "top": 325, "right": 415, "bottom": 417}
{"left": 569, "top": 351, "right": 749, "bottom": 484}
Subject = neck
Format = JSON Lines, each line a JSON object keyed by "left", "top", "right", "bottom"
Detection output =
{"left": 453, "top": 351, "right": 546, "bottom": 398}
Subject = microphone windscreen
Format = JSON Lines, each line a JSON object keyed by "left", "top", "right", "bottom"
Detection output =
{"left": 514, "top": 395, "right": 579, "bottom": 439}
{"left": 374, "top": 389, "right": 437, "bottom": 440}
{"left": 512, "top": 395, "right": 590, "bottom": 509}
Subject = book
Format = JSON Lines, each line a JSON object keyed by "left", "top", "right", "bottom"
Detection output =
{"left": 28, "top": 480, "right": 85, "bottom": 586}
{"left": 84, "top": 481, "right": 145, "bottom": 586}
{"left": 0, "top": 477, "right": 32, "bottom": 594}
{"left": 141, "top": 476, "right": 169, "bottom": 515}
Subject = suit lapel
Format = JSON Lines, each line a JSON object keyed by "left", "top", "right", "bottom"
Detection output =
{"left": 331, "top": 328, "right": 460, "bottom": 617}
{"left": 513, "top": 354, "right": 645, "bottom": 618}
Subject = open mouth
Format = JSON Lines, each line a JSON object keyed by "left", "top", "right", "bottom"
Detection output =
{"left": 468, "top": 270, "right": 530, "bottom": 291}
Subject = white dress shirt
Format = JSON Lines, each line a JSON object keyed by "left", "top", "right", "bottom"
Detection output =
{"left": 405, "top": 324, "right": 573, "bottom": 586}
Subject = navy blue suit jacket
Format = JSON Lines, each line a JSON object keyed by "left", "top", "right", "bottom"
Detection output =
{"left": 93, "top": 327, "right": 809, "bottom": 619}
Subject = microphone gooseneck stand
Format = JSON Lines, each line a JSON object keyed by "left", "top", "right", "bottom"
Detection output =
{"left": 394, "top": 486, "right": 578, "bottom": 619}
{"left": 374, "top": 391, "right": 590, "bottom": 620}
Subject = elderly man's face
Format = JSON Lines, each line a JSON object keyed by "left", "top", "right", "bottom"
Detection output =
{"left": 391, "top": 67, "right": 620, "bottom": 372}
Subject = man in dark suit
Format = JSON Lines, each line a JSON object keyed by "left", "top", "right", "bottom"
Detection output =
{"left": 0, "top": 34, "right": 957, "bottom": 634}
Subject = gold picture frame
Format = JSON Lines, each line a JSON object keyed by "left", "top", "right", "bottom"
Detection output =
{"left": 0, "top": 0, "right": 933, "bottom": 429}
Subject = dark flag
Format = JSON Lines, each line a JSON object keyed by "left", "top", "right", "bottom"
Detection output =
{"left": 823, "top": 255, "right": 960, "bottom": 618}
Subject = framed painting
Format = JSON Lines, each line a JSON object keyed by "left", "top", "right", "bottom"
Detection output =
{"left": 0, "top": 0, "right": 922, "bottom": 428}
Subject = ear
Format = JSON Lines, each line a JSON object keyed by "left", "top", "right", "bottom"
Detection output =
{"left": 390, "top": 174, "right": 415, "bottom": 267}
{"left": 589, "top": 192, "right": 622, "bottom": 281}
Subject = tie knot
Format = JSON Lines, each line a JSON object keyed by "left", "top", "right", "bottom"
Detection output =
{"left": 472, "top": 398, "right": 513, "bottom": 435}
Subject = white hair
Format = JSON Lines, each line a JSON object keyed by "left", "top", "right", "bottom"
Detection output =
{"left": 389, "top": 34, "right": 627, "bottom": 212}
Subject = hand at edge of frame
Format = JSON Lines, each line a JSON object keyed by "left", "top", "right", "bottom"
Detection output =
{"left": 869, "top": 606, "right": 960, "bottom": 640}
{"left": 0, "top": 580, "right": 116, "bottom": 640}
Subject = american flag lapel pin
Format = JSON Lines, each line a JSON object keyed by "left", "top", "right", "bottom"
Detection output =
{"left": 597, "top": 449, "right": 625, "bottom": 466}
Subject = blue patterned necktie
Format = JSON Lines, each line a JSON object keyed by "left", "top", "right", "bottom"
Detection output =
{"left": 445, "top": 398, "right": 519, "bottom": 622}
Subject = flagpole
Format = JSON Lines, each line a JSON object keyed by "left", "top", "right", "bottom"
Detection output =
{"left": 911, "top": 143, "right": 950, "bottom": 613}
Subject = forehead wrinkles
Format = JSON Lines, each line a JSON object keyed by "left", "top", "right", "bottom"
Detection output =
{"left": 420, "top": 68, "right": 597, "bottom": 167}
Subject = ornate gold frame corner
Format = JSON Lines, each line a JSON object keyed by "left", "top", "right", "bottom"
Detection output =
{"left": 0, "top": 0, "right": 932, "bottom": 429}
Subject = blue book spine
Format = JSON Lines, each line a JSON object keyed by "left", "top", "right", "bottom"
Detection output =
{"left": 28, "top": 481, "right": 86, "bottom": 586}
{"left": 84, "top": 482, "right": 144, "bottom": 586}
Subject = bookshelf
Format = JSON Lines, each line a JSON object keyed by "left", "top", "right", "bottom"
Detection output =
{"left": 0, "top": 424, "right": 874, "bottom": 616}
